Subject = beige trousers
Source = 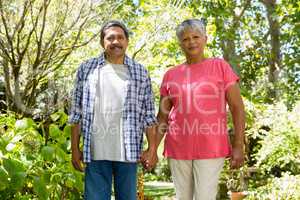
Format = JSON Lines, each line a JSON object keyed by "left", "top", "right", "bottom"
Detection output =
{"left": 169, "top": 158, "right": 225, "bottom": 200}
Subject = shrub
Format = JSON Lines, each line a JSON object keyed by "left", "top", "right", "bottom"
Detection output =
{"left": 0, "top": 111, "right": 83, "bottom": 200}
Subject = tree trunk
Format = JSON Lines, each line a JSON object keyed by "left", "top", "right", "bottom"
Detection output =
{"left": 262, "top": 0, "right": 281, "bottom": 100}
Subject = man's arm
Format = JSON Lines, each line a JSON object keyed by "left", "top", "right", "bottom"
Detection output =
{"left": 69, "top": 64, "right": 84, "bottom": 172}
{"left": 226, "top": 83, "right": 246, "bottom": 169}
{"left": 71, "top": 124, "right": 84, "bottom": 172}
{"left": 140, "top": 73, "right": 158, "bottom": 170}
{"left": 141, "top": 125, "right": 158, "bottom": 170}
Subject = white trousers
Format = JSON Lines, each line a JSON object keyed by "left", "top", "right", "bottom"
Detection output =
{"left": 169, "top": 158, "right": 225, "bottom": 200}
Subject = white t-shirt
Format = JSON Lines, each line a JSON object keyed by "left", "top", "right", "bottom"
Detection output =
{"left": 91, "top": 62, "right": 129, "bottom": 161}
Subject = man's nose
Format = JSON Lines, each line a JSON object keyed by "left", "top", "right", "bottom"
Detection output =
{"left": 112, "top": 38, "right": 120, "bottom": 44}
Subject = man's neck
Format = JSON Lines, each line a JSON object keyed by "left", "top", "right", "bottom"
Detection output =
{"left": 105, "top": 54, "right": 125, "bottom": 64}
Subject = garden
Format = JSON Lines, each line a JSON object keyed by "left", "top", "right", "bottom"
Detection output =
{"left": 0, "top": 0, "right": 299, "bottom": 199}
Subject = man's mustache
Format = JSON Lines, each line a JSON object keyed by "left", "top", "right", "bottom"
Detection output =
{"left": 111, "top": 45, "right": 123, "bottom": 49}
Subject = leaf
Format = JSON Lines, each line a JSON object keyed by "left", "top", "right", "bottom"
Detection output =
{"left": 41, "top": 146, "right": 55, "bottom": 161}
{"left": 0, "top": 166, "right": 9, "bottom": 191}
{"left": 42, "top": 171, "right": 51, "bottom": 184}
{"left": 33, "top": 176, "right": 48, "bottom": 200}
{"left": 49, "top": 124, "right": 61, "bottom": 139}
{"left": 55, "top": 146, "right": 67, "bottom": 163}
{"left": 59, "top": 111, "right": 68, "bottom": 127}
{"left": 50, "top": 112, "right": 60, "bottom": 122}
{"left": 63, "top": 124, "right": 71, "bottom": 137}
{"left": 3, "top": 158, "right": 26, "bottom": 175}
{"left": 2, "top": 158, "right": 26, "bottom": 191}
{"left": 15, "top": 118, "right": 36, "bottom": 131}
{"left": 65, "top": 173, "right": 76, "bottom": 188}
{"left": 10, "top": 172, "right": 26, "bottom": 191}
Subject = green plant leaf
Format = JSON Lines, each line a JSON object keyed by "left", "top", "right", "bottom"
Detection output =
{"left": 55, "top": 146, "right": 67, "bottom": 163}
{"left": 41, "top": 146, "right": 55, "bottom": 161}
{"left": 10, "top": 172, "right": 26, "bottom": 191}
{"left": 59, "top": 111, "right": 68, "bottom": 127}
{"left": 0, "top": 166, "right": 9, "bottom": 191}
{"left": 3, "top": 158, "right": 26, "bottom": 175}
{"left": 15, "top": 118, "right": 36, "bottom": 131}
{"left": 49, "top": 124, "right": 61, "bottom": 139}
{"left": 63, "top": 124, "right": 71, "bottom": 137}
{"left": 33, "top": 176, "right": 48, "bottom": 200}
{"left": 50, "top": 112, "right": 60, "bottom": 122}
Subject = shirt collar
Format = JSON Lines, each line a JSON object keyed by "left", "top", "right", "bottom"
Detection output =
{"left": 98, "top": 53, "right": 134, "bottom": 69}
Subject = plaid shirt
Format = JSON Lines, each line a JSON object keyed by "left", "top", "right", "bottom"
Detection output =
{"left": 69, "top": 54, "right": 157, "bottom": 163}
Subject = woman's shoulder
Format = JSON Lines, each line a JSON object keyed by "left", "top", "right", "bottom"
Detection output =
{"left": 206, "top": 57, "right": 229, "bottom": 65}
{"left": 164, "top": 64, "right": 185, "bottom": 75}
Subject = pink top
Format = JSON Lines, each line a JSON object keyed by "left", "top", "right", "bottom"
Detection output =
{"left": 160, "top": 58, "right": 239, "bottom": 159}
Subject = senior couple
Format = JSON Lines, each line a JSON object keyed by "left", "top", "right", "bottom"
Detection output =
{"left": 69, "top": 19, "right": 245, "bottom": 200}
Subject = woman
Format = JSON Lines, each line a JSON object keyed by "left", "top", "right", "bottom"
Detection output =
{"left": 155, "top": 19, "right": 245, "bottom": 200}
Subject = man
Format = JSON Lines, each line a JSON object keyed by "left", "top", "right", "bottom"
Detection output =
{"left": 69, "top": 20, "right": 158, "bottom": 200}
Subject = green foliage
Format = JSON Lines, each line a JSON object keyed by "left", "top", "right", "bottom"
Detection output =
{"left": 0, "top": 111, "right": 83, "bottom": 200}
{"left": 0, "top": 0, "right": 299, "bottom": 199}
{"left": 144, "top": 159, "right": 172, "bottom": 182}
{"left": 246, "top": 173, "right": 300, "bottom": 200}
{"left": 249, "top": 102, "right": 300, "bottom": 174}
{"left": 242, "top": 101, "right": 300, "bottom": 198}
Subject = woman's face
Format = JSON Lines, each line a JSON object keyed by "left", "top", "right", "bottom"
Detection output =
{"left": 179, "top": 28, "right": 207, "bottom": 58}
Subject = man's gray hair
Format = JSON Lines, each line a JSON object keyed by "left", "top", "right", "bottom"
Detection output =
{"left": 176, "top": 19, "right": 206, "bottom": 40}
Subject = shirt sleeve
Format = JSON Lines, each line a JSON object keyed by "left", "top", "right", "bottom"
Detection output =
{"left": 222, "top": 60, "right": 240, "bottom": 91}
{"left": 160, "top": 70, "right": 170, "bottom": 97}
{"left": 68, "top": 64, "right": 84, "bottom": 124}
{"left": 143, "top": 73, "right": 157, "bottom": 128}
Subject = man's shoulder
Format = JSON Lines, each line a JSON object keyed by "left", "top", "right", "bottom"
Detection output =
{"left": 79, "top": 57, "right": 101, "bottom": 68}
{"left": 126, "top": 56, "right": 148, "bottom": 76}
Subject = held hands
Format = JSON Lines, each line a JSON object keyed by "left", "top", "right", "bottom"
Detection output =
{"left": 140, "top": 148, "right": 158, "bottom": 171}
{"left": 71, "top": 148, "right": 84, "bottom": 172}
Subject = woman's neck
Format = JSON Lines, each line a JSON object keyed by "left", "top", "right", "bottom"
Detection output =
{"left": 186, "top": 54, "right": 205, "bottom": 64}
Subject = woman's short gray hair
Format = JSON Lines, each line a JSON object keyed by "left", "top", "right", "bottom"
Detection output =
{"left": 176, "top": 19, "right": 206, "bottom": 40}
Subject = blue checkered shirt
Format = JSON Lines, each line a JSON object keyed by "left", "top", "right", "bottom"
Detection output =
{"left": 69, "top": 54, "right": 157, "bottom": 163}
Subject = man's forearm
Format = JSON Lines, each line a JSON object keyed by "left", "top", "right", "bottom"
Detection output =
{"left": 71, "top": 124, "right": 81, "bottom": 151}
{"left": 145, "top": 125, "right": 157, "bottom": 151}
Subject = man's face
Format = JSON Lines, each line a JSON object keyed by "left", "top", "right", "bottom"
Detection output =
{"left": 102, "top": 26, "right": 128, "bottom": 58}
{"left": 179, "top": 29, "right": 207, "bottom": 57}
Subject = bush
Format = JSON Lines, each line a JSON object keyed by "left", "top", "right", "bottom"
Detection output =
{"left": 249, "top": 102, "right": 300, "bottom": 175}
{"left": 0, "top": 111, "right": 83, "bottom": 200}
{"left": 246, "top": 173, "right": 300, "bottom": 200}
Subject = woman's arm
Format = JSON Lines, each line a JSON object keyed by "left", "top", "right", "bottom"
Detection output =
{"left": 226, "top": 83, "right": 246, "bottom": 169}
{"left": 156, "top": 95, "right": 173, "bottom": 147}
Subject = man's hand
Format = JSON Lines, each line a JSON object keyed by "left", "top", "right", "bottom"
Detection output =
{"left": 140, "top": 148, "right": 158, "bottom": 171}
{"left": 230, "top": 145, "right": 244, "bottom": 169}
{"left": 72, "top": 149, "right": 84, "bottom": 172}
